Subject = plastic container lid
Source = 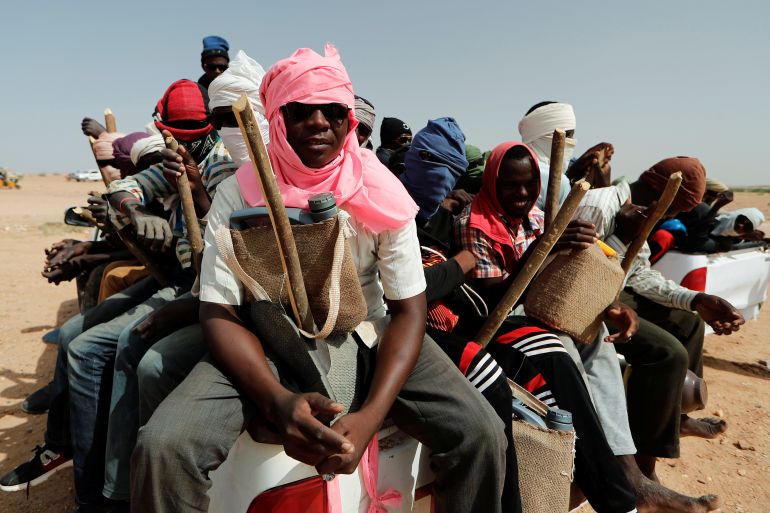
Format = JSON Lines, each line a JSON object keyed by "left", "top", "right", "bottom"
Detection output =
{"left": 308, "top": 192, "right": 336, "bottom": 212}
{"left": 546, "top": 408, "right": 573, "bottom": 427}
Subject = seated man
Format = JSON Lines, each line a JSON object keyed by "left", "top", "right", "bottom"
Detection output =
{"left": 131, "top": 45, "right": 507, "bottom": 513}
{"left": 452, "top": 140, "right": 638, "bottom": 513}
{"left": 577, "top": 157, "right": 743, "bottom": 512}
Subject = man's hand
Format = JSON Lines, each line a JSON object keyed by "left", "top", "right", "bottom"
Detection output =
{"left": 692, "top": 293, "right": 744, "bottom": 335}
{"left": 87, "top": 193, "right": 109, "bottom": 227}
{"left": 443, "top": 189, "right": 474, "bottom": 214}
{"left": 267, "top": 391, "right": 353, "bottom": 467}
{"left": 713, "top": 191, "right": 734, "bottom": 209}
{"left": 160, "top": 130, "right": 204, "bottom": 196}
{"left": 42, "top": 254, "right": 101, "bottom": 284}
{"left": 604, "top": 302, "right": 639, "bottom": 343}
{"left": 125, "top": 204, "right": 173, "bottom": 252}
{"left": 614, "top": 201, "right": 657, "bottom": 245}
{"left": 554, "top": 220, "right": 597, "bottom": 251}
{"left": 81, "top": 117, "right": 106, "bottom": 138}
{"left": 45, "top": 240, "right": 91, "bottom": 269}
{"left": 44, "top": 239, "right": 81, "bottom": 264}
{"left": 566, "top": 142, "right": 614, "bottom": 187}
{"left": 315, "top": 410, "right": 381, "bottom": 475}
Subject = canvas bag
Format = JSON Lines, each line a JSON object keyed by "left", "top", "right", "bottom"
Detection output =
{"left": 215, "top": 213, "right": 368, "bottom": 339}
{"left": 524, "top": 243, "right": 625, "bottom": 343}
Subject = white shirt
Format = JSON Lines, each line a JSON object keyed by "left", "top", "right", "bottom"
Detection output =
{"left": 199, "top": 175, "right": 426, "bottom": 343}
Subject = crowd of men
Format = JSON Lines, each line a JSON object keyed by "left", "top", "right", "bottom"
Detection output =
{"left": 0, "top": 34, "right": 762, "bottom": 513}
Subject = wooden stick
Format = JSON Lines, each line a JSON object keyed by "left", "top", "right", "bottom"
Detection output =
{"left": 621, "top": 172, "right": 682, "bottom": 273}
{"left": 104, "top": 108, "right": 117, "bottom": 133}
{"left": 474, "top": 180, "right": 591, "bottom": 347}
{"left": 231, "top": 94, "right": 315, "bottom": 334}
{"left": 544, "top": 129, "right": 566, "bottom": 229}
{"left": 163, "top": 136, "right": 204, "bottom": 275}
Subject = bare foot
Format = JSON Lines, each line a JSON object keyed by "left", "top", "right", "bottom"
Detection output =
{"left": 618, "top": 455, "right": 720, "bottom": 512}
{"left": 81, "top": 117, "right": 106, "bottom": 138}
{"left": 680, "top": 415, "right": 727, "bottom": 439}
{"left": 635, "top": 453, "right": 660, "bottom": 482}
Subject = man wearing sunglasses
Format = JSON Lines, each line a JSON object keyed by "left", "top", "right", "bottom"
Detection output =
{"left": 197, "top": 35, "right": 230, "bottom": 89}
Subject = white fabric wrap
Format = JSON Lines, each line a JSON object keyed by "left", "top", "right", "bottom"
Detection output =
{"left": 711, "top": 208, "right": 765, "bottom": 236}
{"left": 518, "top": 103, "right": 577, "bottom": 163}
{"left": 208, "top": 49, "right": 270, "bottom": 147}
{"left": 129, "top": 134, "right": 165, "bottom": 165}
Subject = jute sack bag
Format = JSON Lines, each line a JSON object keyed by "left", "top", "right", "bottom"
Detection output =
{"left": 509, "top": 380, "right": 575, "bottom": 513}
{"left": 524, "top": 243, "right": 624, "bottom": 344}
{"left": 215, "top": 213, "right": 368, "bottom": 339}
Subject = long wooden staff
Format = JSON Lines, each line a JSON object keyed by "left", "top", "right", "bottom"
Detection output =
{"left": 162, "top": 136, "right": 204, "bottom": 275}
{"left": 544, "top": 129, "right": 565, "bottom": 229}
{"left": 621, "top": 172, "right": 682, "bottom": 273}
{"left": 84, "top": 129, "right": 169, "bottom": 287}
{"left": 474, "top": 180, "right": 591, "bottom": 347}
{"left": 231, "top": 94, "right": 315, "bottom": 334}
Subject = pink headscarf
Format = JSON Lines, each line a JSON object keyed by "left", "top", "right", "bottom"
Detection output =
{"left": 236, "top": 45, "right": 417, "bottom": 233}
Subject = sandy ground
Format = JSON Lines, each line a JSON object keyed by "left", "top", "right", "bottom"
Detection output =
{"left": 0, "top": 175, "right": 768, "bottom": 513}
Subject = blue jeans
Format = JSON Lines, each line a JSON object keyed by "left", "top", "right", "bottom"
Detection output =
{"left": 103, "top": 314, "right": 206, "bottom": 500}
{"left": 67, "top": 283, "right": 181, "bottom": 507}
{"left": 44, "top": 276, "right": 161, "bottom": 452}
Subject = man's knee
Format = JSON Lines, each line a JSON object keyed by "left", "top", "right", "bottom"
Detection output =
{"left": 137, "top": 350, "right": 164, "bottom": 393}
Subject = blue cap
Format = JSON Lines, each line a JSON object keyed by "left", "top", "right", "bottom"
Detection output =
{"left": 660, "top": 219, "right": 688, "bottom": 235}
{"left": 202, "top": 36, "right": 229, "bottom": 60}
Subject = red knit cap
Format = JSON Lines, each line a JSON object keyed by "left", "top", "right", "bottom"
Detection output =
{"left": 640, "top": 156, "right": 706, "bottom": 213}
{"left": 154, "top": 79, "right": 212, "bottom": 141}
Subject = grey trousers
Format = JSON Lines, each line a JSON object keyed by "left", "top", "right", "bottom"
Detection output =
{"left": 131, "top": 336, "right": 507, "bottom": 513}
{"left": 560, "top": 328, "right": 637, "bottom": 456}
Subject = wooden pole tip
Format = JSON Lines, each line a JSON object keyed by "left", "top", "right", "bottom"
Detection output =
{"left": 232, "top": 94, "right": 250, "bottom": 113}
{"left": 553, "top": 128, "right": 566, "bottom": 137}
{"left": 574, "top": 179, "right": 591, "bottom": 191}
{"left": 104, "top": 108, "right": 113, "bottom": 116}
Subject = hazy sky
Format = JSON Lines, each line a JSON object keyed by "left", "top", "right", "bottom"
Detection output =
{"left": 1, "top": 0, "right": 768, "bottom": 185}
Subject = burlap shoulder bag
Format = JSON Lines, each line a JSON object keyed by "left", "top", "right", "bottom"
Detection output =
{"left": 214, "top": 213, "right": 368, "bottom": 338}
{"left": 509, "top": 380, "right": 575, "bottom": 513}
{"left": 524, "top": 243, "right": 625, "bottom": 344}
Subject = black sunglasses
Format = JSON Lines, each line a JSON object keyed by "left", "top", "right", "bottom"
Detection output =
{"left": 204, "top": 62, "right": 228, "bottom": 72}
{"left": 281, "top": 102, "right": 350, "bottom": 125}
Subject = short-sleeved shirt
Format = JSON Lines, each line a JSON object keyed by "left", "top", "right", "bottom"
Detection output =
{"left": 199, "top": 176, "right": 426, "bottom": 344}
{"left": 453, "top": 204, "right": 544, "bottom": 280}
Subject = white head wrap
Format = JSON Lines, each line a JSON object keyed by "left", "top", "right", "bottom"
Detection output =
{"left": 711, "top": 208, "right": 765, "bottom": 237}
{"left": 705, "top": 177, "right": 729, "bottom": 193}
{"left": 129, "top": 134, "right": 165, "bottom": 165}
{"left": 518, "top": 102, "right": 577, "bottom": 164}
{"left": 208, "top": 50, "right": 270, "bottom": 165}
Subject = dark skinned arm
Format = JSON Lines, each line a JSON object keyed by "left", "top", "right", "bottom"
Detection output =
{"left": 200, "top": 301, "right": 353, "bottom": 466}
{"left": 316, "top": 292, "right": 427, "bottom": 475}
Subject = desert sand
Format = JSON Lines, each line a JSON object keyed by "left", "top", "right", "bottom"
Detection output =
{"left": 0, "top": 175, "right": 768, "bottom": 512}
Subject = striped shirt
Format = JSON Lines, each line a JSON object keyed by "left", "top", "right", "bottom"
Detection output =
{"left": 574, "top": 180, "right": 699, "bottom": 311}
{"left": 108, "top": 138, "right": 237, "bottom": 268}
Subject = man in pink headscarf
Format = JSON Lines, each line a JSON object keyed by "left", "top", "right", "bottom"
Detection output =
{"left": 131, "top": 45, "right": 508, "bottom": 513}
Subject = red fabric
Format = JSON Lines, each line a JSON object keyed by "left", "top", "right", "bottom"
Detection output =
{"left": 639, "top": 156, "right": 706, "bottom": 213}
{"left": 247, "top": 476, "right": 328, "bottom": 513}
{"left": 154, "top": 79, "right": 212, "bottom": 141}
{"left": 468, "top": 141, "right": 542, "bottom": 273}
{"left": 493, "top": 326, "right": 549, "bottom": 345}
{"left": 458, "top": 342, "right": 483, "bottom": 375}
{"left": 649, "top": 229, "right": 675, "bottom": 264}
{"left": 523, "top": 373, "right": 547, "bottom": 393}
{"left": 426, "top": 302, "right": 460, "bottom": 332}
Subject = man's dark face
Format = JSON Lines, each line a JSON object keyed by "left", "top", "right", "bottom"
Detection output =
{"left": 283, "top": 104, "right": 349, "bottom": 168}
{"left": 202, "top": 56, "right": 229, "bottom": 82}
{"left": 496, "top": 155, "right": 539, "bottom": 219}
{"left": 735, "top": 215, "right": 752, "bottom": 234}
{"left": 355, "top": 125, "right": 372, "bottom": 146}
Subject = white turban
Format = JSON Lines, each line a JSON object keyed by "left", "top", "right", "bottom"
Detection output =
{"left": 130, "top": 134, "right": 165, "bottom": 165}
{"left": 712, "top": 208, "right": 765, "bottom": 237}
{"left": 208, "top": 50, "right": 270, "bottom": 164}
{"left": 518, "top": 103, "right": 577, "bottom": 164}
